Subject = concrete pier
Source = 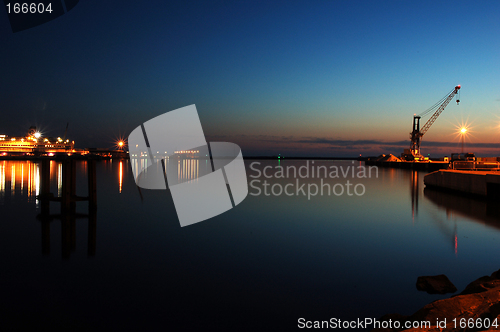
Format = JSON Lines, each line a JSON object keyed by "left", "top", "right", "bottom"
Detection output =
{"left": 424, "top": 170, "right": 500, "bottom": 197}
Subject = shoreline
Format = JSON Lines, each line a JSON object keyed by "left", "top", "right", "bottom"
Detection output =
{"left": 373, "top": 269, "right": 500, "bottom": 331}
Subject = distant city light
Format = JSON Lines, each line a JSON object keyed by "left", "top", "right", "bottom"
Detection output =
{"left": 115, "top": 138, "right": 126, "bottom": 151}
{"left": 174, "top": 150, "right": 199, "bottom": 154}
{"left": 0, "top": 127, "right": 76, "bottom": 156}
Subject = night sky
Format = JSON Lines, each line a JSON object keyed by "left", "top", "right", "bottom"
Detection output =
{"left": 1, "top": 0, "right": 500, "bottom": 157}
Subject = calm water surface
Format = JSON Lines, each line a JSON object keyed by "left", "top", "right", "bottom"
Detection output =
{"left": 1, "top": 159, "right": 500, "bottom": 331}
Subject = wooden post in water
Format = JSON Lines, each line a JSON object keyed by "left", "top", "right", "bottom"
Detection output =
{"left": 62, "top": 160, "right": 71, "bottom": 214}
{"left": 61, "top": 159, "right": 77, "bottom": 214}
{"left": 40, "top": 159, "right": 51, "bottom": 216}
{"left": 70, "top": 159, "right": 76, "bottom": 213}
{"left": 39, "top": 159, "right": 52, "bottom": 255}
{"left": 87, "top": 159, "right": 97, "bottom": 256}
{"left": 88, "top": 207, "right": 96, "bottom": 256}
{"left": 37, "top": 157, "right": 98, "bottom": 258}
{"left": 88, "top": 159, "right": 97, "bottom": 210}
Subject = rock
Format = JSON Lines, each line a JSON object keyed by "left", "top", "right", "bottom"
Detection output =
{"left": 459, "top": 276, "right": 500, "bottom": 295}
{"left": 416, "top": 274, "right": 457, "bottom": 294}
{"left": 372, "top": 269, "right": 500, "bottom": 332}
{"left": 459, "top": 268, "right": 500, "bottom": 296}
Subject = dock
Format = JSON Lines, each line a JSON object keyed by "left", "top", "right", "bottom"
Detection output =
{"left": 365, "top": 160, "right": 450, "bottom": 172}
{"left": 424, "top": 170, "right": 500, "bottom": 197}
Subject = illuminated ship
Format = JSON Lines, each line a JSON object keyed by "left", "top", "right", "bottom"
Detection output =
{"left": 0, "top": 126, "right": 75, "bottom": 156}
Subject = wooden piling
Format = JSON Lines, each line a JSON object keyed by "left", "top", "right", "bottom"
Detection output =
{"left": 37, "top": 157, "right": 98, "bottom": 258}
{"left": 88, "top": 159, "right": 97, "bottom": 210}
{"left": 40, "top": 159, "right": 50, "bottom": 215}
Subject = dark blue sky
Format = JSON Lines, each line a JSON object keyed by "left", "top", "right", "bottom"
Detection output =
{"left": 1, "top": 0, "right": 500, "bottom": 156}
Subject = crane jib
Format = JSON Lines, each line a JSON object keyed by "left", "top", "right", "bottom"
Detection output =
{"left": 405, "top": 85, "right": 461, "bottom": 160}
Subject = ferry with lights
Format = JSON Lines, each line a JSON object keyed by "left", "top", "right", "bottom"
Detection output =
{"left": 0, "top": 126, "right": 75, "bottom": 156}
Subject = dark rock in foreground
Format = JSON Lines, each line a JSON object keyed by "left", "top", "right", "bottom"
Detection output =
{"left": 373, "top": 269, "right": 500, "bottom": 331}
{"left": 416, "top": 274, "right": 457, "bottom": 294}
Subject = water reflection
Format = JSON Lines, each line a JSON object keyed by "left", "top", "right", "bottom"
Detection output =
{"left": 3, "top": 159, "right": 500, "bottom": 330}
{"left": 130, "top": 156, "right": 208, "bottom": 188}
{"left": 0, "top": 160, "right": 41, "bottom": 204}
{"left": 424, "top": 187, "right": 500, "bottom": 230}
{"left": 119, "top": 160, "right": 123, "bottom": 193}
{"left": 38, "top": 209, "right": 97, "bottom": 258}
{"left": 405, "top": 170, "right": 458, "bottom": 254}
{"left": 0, "top": 160, "right": 98, "bottom": 259}
{"left": 0, "top": 162, "right": 4, "bottom": 193}
{"left": 177, "top": 158, "right": 199, "bottom": 183}
{"left": 410, "top": 170, "right": 419, "bottom": 220}
{"left": 423, "top": 185, "right": 500, "bottom": 256}
{"left": 40, "top": 159, "right": 97, "bottom": 259}
{"left": 57, "top": 162, "right": 63, "bottom": 197}
{"left": 0, "top": 158, "right": 208, "bottom": 257}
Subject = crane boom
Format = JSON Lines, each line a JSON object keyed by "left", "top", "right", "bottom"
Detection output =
{"left": 63, "top": 122, "right": 69, "bottom": 141}
{"left": 406, "top": 85, "right": 460, "bottom": 160}
{"left": 420, "top": 85, "right": 460, "bottom": 135}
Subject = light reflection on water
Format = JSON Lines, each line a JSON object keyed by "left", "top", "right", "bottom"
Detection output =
{"left": 1, "top": 159, "right": 500, "bottom": 330}
{"left": 0, "top": 158, "right": 204, "bottom": 202}
{"left": 130, "top": 157, "right": 205, "bottom": 186}
{"left": 0, "top": 160, "right": 41, "bottom": 205}
{"left": 177, "top": 158, "right": 200, "bottom": 183}
{"left": 119, "top": 160, "right": 123, "bottom": 193}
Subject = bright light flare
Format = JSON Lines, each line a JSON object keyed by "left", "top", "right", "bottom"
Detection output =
{"left": 34, "top": 132, "right": 41, "bottom": 139}
{"left": 115, "top": 139, "right": 126, "bottom": 150}
{"left": 112, "top": 133, "right": 127, "bottom": 150}
{"left": 450, "top": 118, "right": 476, "bottom": 150}
{"left": 452, "top": 119, "right": 474, "bottom": 139}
